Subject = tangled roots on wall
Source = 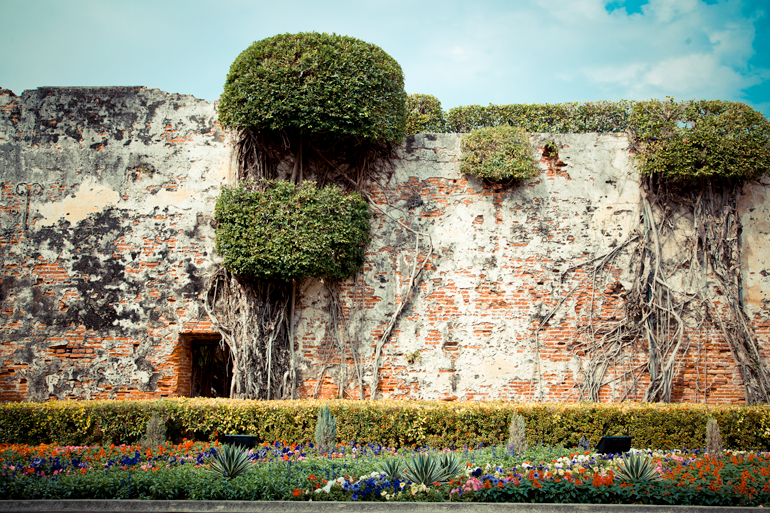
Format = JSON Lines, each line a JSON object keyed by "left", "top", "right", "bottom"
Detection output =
{"left": 566, "top": 176, "right": 770, "bottom": 404}
{"left": 203, "top": 267, "right": 293, "bottom": 399}
{"left": 235, "top": 129, "right": 398, "bottom": 189}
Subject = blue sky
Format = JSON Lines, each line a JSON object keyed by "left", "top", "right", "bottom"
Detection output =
{"left": 1, "top": 0, "right": 768, "bottom": 117}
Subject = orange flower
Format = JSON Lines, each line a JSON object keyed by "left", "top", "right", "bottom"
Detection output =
{"left": 292, "top": 488, "right": 301, "bottom": 497}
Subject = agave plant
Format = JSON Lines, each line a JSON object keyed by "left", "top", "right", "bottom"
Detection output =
{"left": 437, "top": 452, "right": 464, "bottom": 482}
{"left": 401, "top": 452, "right": 465, "bottom": 486}
{"left": 204, "top": 443, "right": 254, "bottom": 479}
{"left": 376, "top": 457, "right": 404, "bottom": 481}
{"left": 402, "top": 453, "right": 442, "bottom": 486}
{"left": 614, "top": 452, "right": 660, "bottom": 482}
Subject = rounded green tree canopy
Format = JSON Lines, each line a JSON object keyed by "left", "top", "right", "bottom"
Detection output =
{"left": 218, "top": 32, "right": 408, "bottom": 142}
{"left": 214, "top": 180, "right": 370, "bottom": 282}
{"left": 630, "top": 99, "right": 770, "bottom": 183}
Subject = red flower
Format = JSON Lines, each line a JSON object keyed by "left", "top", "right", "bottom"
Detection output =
{"left": 292, "top": 488, "right": 301, "bottom": 497}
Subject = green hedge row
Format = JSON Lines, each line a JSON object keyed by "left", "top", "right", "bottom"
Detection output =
{"left": 408, "top": 97, "right": 770, "bottom": 183}
{"left": 1, "top": 399, "right": 769, "bottom": 450}
{"left": 444, "top": 101, "right": 633, "bottom": 133}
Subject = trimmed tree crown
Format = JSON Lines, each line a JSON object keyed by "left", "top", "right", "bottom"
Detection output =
{"left": 218, "top": 32, "right": 408, "bottom": 142}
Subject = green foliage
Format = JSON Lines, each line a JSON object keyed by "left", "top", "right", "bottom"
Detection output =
{"left": 629, "top": 99, "right": 770, "bottom": 182}
{"left": 203, "top": 444, "right": 254, "bottom": 479}
{"left": 445, "top": 101, "right": 633, "bottom": 133}
{"left": 376, "top": 457, "right": 403, "bottom": 480}
{"left": 426, "top": 99, "right": 770, "bottom": 185}
{"left": 507, "top": 412, "right": 528, "bottom": 455}
{"left": 460, "top": 125, "right": 538, "bottom": 183}
{"left": 4, "top": 452, "right": 769, "bottom": 506}
{"left": 2, "top": 399, "right": 770, "bottom": 451}
{"left": 436, "top": 452, "right": 464, "bottom": 481}
{"left": 139, "top": 411, "right": 166, "bottom": 449}
{"left": 214, "top": 180, "right": 370, "bottom": 281}
{"left": 402, "top": 453, "right": 441, "bottom": 485}
{"left": 406, "top": 94, "right": 445, "bottom": 134}
{"left": 314, "top": 404, "right": 337, "bottom": 454}
{"left": 614, "top": 452, "right": 660, "bottom": 483}
{"left": 401, "top": 452, "right": 463, "bottom": 485}
{"left": 543, "top": 140, "right": 559, "bottom": 158}
{"left": 519, "top": 444, "right": 572, "bottom": 463}
{"left": 218, "top": 32, "right": 407, "bottom": 143}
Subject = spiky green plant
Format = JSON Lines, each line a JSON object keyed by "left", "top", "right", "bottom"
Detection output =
{"left": 507, "top": 412, "right": 528, "bottom": 455}
{"left": 375, "top": 457, "right": 403, "bottom": 481}
{"left": 401, "top": 452, "right": 464, "bottom": 486}
{"left": 204, "top": 444, "right": 254, "bottom": 479}
{"left": 706, "top": 417, "right": 724, "bottom": 459}
{"left": 614, "top": 452, "right": 660, "bottom": 482}
{"left": 402, "top": 453, "right": 442, "bottom": 486}
{"left": 437, "top": 452, "right": 464, "bottom": 481}
{"left": 315, "top": 404, "right": 337, "bottom": 454}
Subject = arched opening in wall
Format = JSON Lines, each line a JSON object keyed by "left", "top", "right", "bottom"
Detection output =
{"left": 188, "top": 334, "right": 232, "bottom": 398}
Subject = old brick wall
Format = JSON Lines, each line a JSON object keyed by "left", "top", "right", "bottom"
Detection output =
{"left": 296, "top": 134, "right": 770, "bottom": 404}
{"left": 1, "top": 87, "right": 768, "bottom": 403}
{"left": 0, "top": 87, "right": 231, "bottom": 401}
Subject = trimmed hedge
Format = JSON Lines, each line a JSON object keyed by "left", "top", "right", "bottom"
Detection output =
{"left": 406, "top": 94, "right": 445, "bottom": 134}
{"left": 218, "top": 32, "right": 407, "bottom": 143}
{"left": 629, "top": 99, "right": 770, "bottom": 182}
{"left": 421, "top": 98, "right": 769, "bottom": 184}
{"left": 445, "top": 101, "right": 633, "bottom": 133}
{"left": 214, "top": 180, "right": 370, "bottom": 281}
{"left": 1, "top": 399, "right": 769, "bottom": 451}
{"left": 459, "top": 125, "right": 538, "bottom": 183}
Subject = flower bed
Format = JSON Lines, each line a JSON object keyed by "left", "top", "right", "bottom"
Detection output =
{"left": 1, "top": 441, "right": 769, "bottom": 506}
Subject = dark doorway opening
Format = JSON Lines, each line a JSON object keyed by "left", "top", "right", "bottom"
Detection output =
{"left": 190, "top": 336, "right": 232, "bottom": 398}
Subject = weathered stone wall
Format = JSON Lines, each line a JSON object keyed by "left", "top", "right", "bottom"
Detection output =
{"left": 0, "top": 87, "right": 231, "bottom": 401}
{"left": 1, "top": 87, "right": 768, "bottom": 403}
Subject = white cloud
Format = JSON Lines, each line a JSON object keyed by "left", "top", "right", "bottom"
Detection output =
{"left": 1, "top": 0, "right": 766, "bottom": 115}
{"left": 402, "top": 0, "right": 767, "bottom": 112}
{"left": 586, "top": 53, "right": 766, "bottom": 100}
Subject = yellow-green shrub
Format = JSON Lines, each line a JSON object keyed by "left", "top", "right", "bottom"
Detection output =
{"left": 460, "top": 125, "right": 538, "bottom": 183}
{"left": 406, "top": 94, "right": 445, "bottom": 134}
{"left": 1, "top": 399, "right": 768, "bottom": 451}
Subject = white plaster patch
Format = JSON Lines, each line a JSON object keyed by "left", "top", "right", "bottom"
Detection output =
{"left": 144, "top": 187, "right": 196, "bottom": 211}
{"left": 478, "top": 358, "right": 521, "bottom": 379}
{"left": 35, "top": 179, "right": 120, "bottom": 227}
